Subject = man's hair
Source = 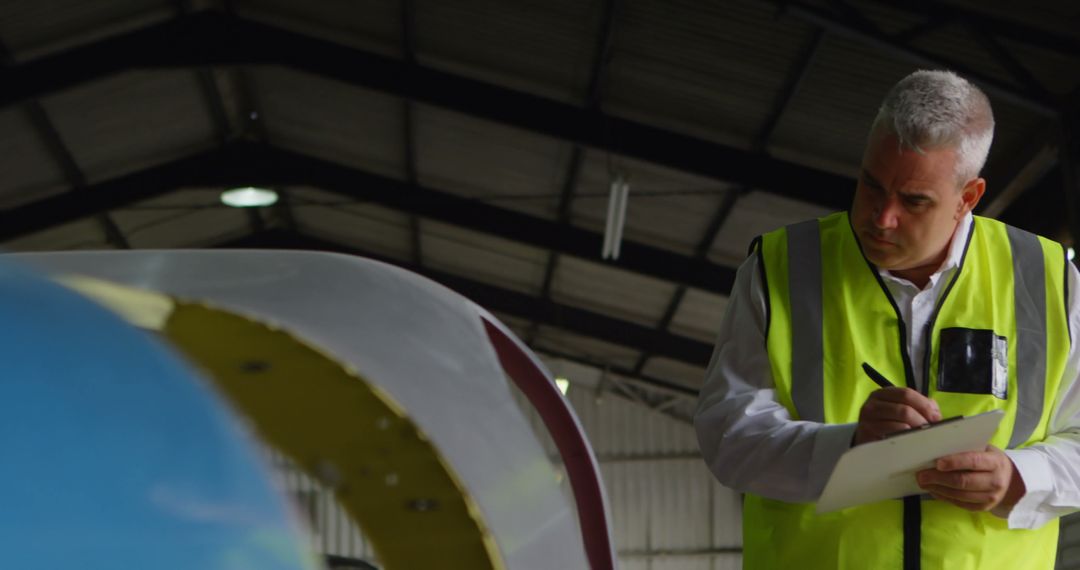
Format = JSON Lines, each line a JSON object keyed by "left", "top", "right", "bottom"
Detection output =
{"left": 871, "top": 69, "right": 995, "bottom": 183}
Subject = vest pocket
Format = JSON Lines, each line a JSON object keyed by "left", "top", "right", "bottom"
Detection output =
{"left": 937, "top": 328, "right": 1008, "bottom": 399}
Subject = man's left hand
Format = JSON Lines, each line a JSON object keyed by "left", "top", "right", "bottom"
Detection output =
{"left": 916, "top": 446, "right": 1026, "bottom": 512}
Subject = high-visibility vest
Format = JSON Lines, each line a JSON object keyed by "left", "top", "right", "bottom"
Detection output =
{"left": 744, "top": 212, "right": 1071, "bottom": 570}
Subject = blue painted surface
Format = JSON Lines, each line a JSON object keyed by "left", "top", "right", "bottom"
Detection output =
{"left": 0, "top": 261, "right": 316, "bottom": 569}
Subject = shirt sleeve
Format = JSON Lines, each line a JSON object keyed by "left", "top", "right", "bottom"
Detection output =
{"left": 1002, "top": 261, "right": 1080, "bottom": 529}
{"left": 694, "top": 252, "right": 856, "bottom": 503}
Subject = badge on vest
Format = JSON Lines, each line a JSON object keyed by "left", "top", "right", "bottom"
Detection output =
{"left": 937, "top": 327, "right": 1009, "bottom": 400}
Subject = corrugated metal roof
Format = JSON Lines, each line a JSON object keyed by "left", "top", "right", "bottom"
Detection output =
{"left": 0, "top": 0, "right": 171, "bottom": 62}
{"left": 112, "top": 191, "right": 249, "bottom": 247}
{"left": 947, "top": 0, "right": 1080, "bottom": 41}
{"left": 766, "top": 33, "right": 913, "bottom": 175}
{"left": 641, "top": 357, "right": 707, "bottom": 390}
{"left": 415, "top": 104, "right": 567, "bottom": 221}
{"left": 420, "top": 220, "right": 548, "bottom": 296}
{"left": 670, "top": 288, "right": 728, "bottom": 343}
{"left": 39, "top": 71, "right": 217, "bottom": 183}
{"left": 415, "top": 0, "right": 601, "bottom": 104}
{"left": 236, "top": 0, "right": 400, "bottom": 57}
{"left": 708, "top": 190, "right": 833, "bottom": 265}
{"left": 604, "top": 0, "right": 817, "bottom": 146}
{"left": 0, "top": 108, "right": 68, "bottom": 208}
{"left": 552, "top": 254, "right": 678, "bottom": 327}
{"left": 533, "top": 324, "right": 642, "bottom": 371}
{"left": 1, "top": 218, "right": 108, "bottom": 251}
{"left": 291, "top": 188, "right": 416, "bottom": 262}
{"left": 847, "top": 0, "right": 933, "bottom": 36}
{"left": 252, "top": 67, "right": 405, "bottom": 179}
{"left": 1000, "top": 38, "right": 1080, "bottom": 96}
{"left": 572, "top": 149, "right": 733, "bottom": 257}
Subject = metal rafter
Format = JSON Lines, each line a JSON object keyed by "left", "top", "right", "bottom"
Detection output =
{"left": 531, "top": 0, "right": 619, "bottom": 345}
{"left": 0, "top": 10, "right": 854, "bottom": 211}
{"left": 216, "top": 229, "right": 713, "bottom": 368}
{"left": 0, "top": 142, "right": 739, "bottom": 295}
{"left": 0, "top": 40, "right": 129, "bottom": 249}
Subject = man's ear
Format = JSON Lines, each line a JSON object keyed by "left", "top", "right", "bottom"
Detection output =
{"left": 958, "top": 177, "right": 986, "bottom": 218}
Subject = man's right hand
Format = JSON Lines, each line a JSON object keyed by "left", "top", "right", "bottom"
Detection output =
{"left": 854, "top": 387, "right": 942, "bottom": 445}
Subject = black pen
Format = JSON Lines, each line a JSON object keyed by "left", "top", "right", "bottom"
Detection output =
{"left": 861, "top": 362, "right": 894, "bottom": 389}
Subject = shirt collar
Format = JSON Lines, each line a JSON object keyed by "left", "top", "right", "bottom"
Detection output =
{"left": 879, "top": 211, "right": 973, "bottom": 289}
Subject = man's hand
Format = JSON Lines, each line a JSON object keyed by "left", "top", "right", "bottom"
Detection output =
{"left": 916, "top": 446, "right": 1025, "bottom": 512}
{"left": 854, "top": 387, "right": 942, "bottom": 445}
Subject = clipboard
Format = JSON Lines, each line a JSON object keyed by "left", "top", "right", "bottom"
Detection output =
{"left": 816, "top": 409, "right": 1004, "bottom": 514}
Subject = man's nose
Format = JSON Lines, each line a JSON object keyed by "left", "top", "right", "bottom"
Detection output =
{"left": 873, "top": 197, "right": 901, "bottom": 229}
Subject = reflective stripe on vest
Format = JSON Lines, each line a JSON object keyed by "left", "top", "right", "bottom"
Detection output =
{"left": 1007, "top": 225, "right": 1048, "bottom": 449}
{"left": 788, "top": 218, "right": 824, "bottom": 423}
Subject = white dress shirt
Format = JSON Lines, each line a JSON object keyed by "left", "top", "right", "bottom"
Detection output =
{"left": 695, "top": 212, "right": 1080, "bottom": 529}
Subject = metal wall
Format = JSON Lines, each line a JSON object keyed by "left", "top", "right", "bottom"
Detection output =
{"left": 517, "top": 356, "right": 743, "bottom": 570}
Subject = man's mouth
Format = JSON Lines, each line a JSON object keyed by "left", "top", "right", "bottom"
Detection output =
{"left": 864, "top": 231, "right": 893, "bottom": 246}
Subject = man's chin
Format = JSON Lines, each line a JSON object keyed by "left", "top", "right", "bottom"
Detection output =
{"left": 863, "top": 249, "right": 903, "bottom": 269}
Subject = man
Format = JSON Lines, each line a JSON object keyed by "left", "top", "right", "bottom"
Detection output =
{"left": 695, "top": 69, "right": 1080, "bottom": 570}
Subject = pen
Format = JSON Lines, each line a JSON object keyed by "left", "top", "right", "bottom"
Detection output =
{"left": 861, "top": 362, "right": 894, "bottom": 389}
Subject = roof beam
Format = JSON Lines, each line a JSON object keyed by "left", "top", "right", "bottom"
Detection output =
{"left": 0, "top": 10, "right": 853, "bottom": 210}
{"left": 216, "top": 229, "right": 714, "bottom": 367}
{"left": 0, "top": 142, "right": 738, "bottom": 295}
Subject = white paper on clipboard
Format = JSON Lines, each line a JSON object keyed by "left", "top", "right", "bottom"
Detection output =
{"left": 816, "top": 409, "right": 1004, "bottom": 514}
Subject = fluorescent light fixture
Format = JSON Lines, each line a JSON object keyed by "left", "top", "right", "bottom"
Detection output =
{"left": 555, "top": 376, "right": 570, "bottom": 395}
{"left": 1069, "top": 247, "right": 1076, "bottom": 262}
{"left": 602, "top": 174, "right": 629, "bottom": 260}
{"left": 221, "top": 187, "right": 278, "bottom": 208}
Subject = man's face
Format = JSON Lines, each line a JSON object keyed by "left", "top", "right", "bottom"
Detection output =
{"left": 850, "top": 131, "right": 984, "bottom": 274}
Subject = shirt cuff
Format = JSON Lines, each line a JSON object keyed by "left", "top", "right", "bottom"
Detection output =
{"left": 809, "top": 422, "right": 858, "bottom": 499}
{"left": 1000, "top": 447, "right": 1053, "bottom": 529}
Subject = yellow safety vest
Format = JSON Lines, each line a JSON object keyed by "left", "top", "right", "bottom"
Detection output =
{"left": 744, "top": 212, "right": 1070, "bottom": 570}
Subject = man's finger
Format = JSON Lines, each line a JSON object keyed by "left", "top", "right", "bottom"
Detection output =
{"left": 918, "top": 469, "right": 999, "bottom": 492}
{"left": 868, "top": 388, "right": 941, "bottom": 422}
{"left": 862, "top": 400, "right": 932, "bottom": 428}
{"left": 935, "top": 450, "right": 998, "bottom": 472}
{"left": 926, "top": 489, "right": 995, "bottom": 511}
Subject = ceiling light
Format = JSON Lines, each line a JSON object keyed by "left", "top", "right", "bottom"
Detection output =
{"left": 221, "top": 187, "right": 278, "bottom": 208}
{"left": 555, "top": 376, "right": 570, "bottom": 395}
{"left": 602, "top": 174, "right": 629, "bottom": 260}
